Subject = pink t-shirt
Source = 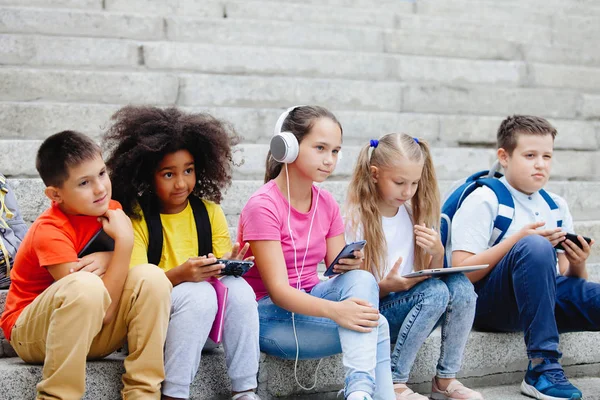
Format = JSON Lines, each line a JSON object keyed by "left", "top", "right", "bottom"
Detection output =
{"left": 238, "top": 180, "right": 344, "bottom": 300}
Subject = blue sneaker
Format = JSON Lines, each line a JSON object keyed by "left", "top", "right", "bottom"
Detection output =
{"left": 520, "top": 359, "right": 582, "bottom": 400}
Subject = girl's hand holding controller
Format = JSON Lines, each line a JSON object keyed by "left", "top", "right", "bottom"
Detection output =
{"left": 176, "top": 254, "right": 222, "bottom": 283}
{"left": 222, "top": 242, "right": 255, "bottom": 263}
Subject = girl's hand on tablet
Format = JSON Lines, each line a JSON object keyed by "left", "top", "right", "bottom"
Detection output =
{"left": 380, "top": 257, "right": 429, "bottom": 294}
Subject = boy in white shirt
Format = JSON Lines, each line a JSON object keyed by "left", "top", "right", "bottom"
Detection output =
{"left": 451, "top": 115, "right": 597, "bottom": 400}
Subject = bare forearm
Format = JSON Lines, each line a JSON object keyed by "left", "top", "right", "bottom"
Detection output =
{"left": 270, "top": 285, "right": 336, "bottom": 319}
{"left": 565, "top": 261, "right": 588, "bottom": 279}
{"left": 454, "top": 234, "right": 523, "bottom": 283}
{"left": 101, "top": 241, "right": 132, "bottom": 324}
{"left": 165, "top": 267, "right": 183, "bottom": 286}
{"left": 429, "top": 254, "right": 444, "bottom": 270}
{"left": 378, "top": 280, "right": 391, "bottom": 298}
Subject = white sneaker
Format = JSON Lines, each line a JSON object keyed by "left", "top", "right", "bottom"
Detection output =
{"left": 346, "top": 391, "right": 373, "bottom": 400}
{"left": 232, "top": 392, "right": 261, "bottom": 400}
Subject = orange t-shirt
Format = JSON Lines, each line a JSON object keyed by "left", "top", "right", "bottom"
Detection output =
{"left": 0, "top": 200, "right": 121, "bottom": 341}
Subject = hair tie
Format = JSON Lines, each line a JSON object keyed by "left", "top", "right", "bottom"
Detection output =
{"left": 369, "top": 139, "right": 379, "bottom": 148}
{"left": 413, "top": 137, "right": 419, "bottom": 144}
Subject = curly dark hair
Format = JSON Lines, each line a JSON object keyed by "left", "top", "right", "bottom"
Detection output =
{"left": 103, "top": 106, "right": 240, "bottom": 219}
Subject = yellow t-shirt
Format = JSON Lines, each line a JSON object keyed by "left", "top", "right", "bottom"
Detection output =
{"left": 130, "top": 200, "right": 231, "bottom": 272}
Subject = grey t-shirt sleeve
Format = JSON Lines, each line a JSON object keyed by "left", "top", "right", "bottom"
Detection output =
{"left": 451, "top": 186, "right": 498, "bottom": 255}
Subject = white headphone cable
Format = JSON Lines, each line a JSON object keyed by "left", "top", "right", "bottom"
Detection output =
{"left": 284, "top": 164, "right": 324, "bottom": 391}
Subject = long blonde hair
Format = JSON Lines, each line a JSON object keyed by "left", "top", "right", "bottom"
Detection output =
{"left": 345, "top": 133, "right": 440, "bottom": 279}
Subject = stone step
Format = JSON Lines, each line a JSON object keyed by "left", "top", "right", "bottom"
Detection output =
{"left": 1, "top": 102, "right": 597, "bottom": 150}
{"left": 3, "top": 140, "right": 599, "bottom": 182}
{"left": 6, "top": 178, "right": 600, "bottom": 263}
{"left": 1, "top": 296, "right": 600, "bottom": 398}
{"left": 476, "top": 378, "right": 600, "bottom": 400}
{"left": 2, "top": 354, "right": 598, "bottom": 399}
{"left": 415, "top": 0, "right": 600, "bottom": 19}
{"left": 258, "top": 0, "right": 600, "bottom": 19}
{"left": 0, "top": 6, "right": 166, "bottom": 41}
{"left": 3, "top": 5, "right": 600, "bottom": 66}
{"left": 0, "top": 350, "right": 233, "bottom": 399}
{"left": 259, "top": 330, "right": 600, "bottom": 398}
{"left": 3, "top": 67, "right": 599, "bottom": 118}
{"left": 0, "top": 0, "right": 103, "bottom": 9}
{"left": 0, "top": 34, "right": 527, "bottom": 86}
{"left": 6, "top": 34, "right": 600, "bottom": 93}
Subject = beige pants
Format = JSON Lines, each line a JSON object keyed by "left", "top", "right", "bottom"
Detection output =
{"left": 10, "top": 264, "right": 172, "bottom": 400}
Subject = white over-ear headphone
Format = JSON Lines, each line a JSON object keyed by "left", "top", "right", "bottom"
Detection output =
{"left": 270, "top": 106, "right": 304, "bottom": 164}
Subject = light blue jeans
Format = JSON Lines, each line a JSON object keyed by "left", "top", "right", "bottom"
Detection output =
{"left": 380, "top": 273, "right": 477, "bottom": 383}
{"left": 258, "top": 269, "right": 395, "bottom": 400}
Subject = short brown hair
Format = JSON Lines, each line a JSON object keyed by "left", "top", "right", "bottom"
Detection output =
{"left": 36, "top": 130, "right": 101, "bottom": 187}
{"left": 497, "top": 115, "right": 557, "bottom": 155}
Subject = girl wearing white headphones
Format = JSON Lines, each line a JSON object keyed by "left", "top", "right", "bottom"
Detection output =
{"left": 237, "top": 106, "right": 395, "bottom": 400}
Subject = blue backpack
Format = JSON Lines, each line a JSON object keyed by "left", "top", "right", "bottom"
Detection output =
{"left": 440, "top": 162, "right": 562, "bottom": 267}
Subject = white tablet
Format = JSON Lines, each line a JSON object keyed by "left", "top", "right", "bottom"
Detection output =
{"left": 402, "top": 264, "right": 489, "bottom": 278}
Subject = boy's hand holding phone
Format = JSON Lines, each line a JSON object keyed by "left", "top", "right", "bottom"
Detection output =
{"left": 561, "top": 235, "right": 595, "bottom": 267}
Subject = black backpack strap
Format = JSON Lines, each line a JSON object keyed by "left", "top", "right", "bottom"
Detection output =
{"left": 140, "top": 197, "right": 163, "bottom": 266}
{"left": 142, "top": 196, "right": 213, "bottom": 266}
{"left": 189, "top": 196, "right": 213, "bottom": 257}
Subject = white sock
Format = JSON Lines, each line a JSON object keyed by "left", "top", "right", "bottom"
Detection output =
{"left": 346, "top": 391, "right": 372, "bottom": 400}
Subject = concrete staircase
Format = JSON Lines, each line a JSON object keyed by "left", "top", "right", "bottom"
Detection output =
{"left": 1, "top": 0, "right": 600, "bottom": 398}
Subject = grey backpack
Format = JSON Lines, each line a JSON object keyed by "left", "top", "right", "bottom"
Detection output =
{"left": 0, "top": 175, "right": 28, "bottom": 289}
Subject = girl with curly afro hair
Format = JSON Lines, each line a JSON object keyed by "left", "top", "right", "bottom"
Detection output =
{"left": 104, "top": 106, "right": 261, "bottom": 400}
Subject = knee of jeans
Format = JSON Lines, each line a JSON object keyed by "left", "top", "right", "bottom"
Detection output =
{"left": 514, "top": 235, "right": 556, "bottom": 269}
{"left": 60, "top": 272, "right": 109, "bottom": 309}
{"left": 377, "top": 313, "right": 390, "bottom": 340}
{"left": 343, "top": 269, "right": 378, "bottom": 294}
{"left": 516, "top": 235, "right": 554, "bottom": 255}
{"left": 420, "top": 278, "right": 450, "bottom": 308}
{"left": 446, "top": 274, "right": 477, "bottom": 306}
{"left": 172, "top": 281, "right": 218, "bottom": 318}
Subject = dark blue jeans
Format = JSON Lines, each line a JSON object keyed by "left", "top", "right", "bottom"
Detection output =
{"left": 474, "top": 235, "right": 600, "bottom": 360}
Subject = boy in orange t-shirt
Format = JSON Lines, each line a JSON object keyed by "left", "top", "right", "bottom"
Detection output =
{"left": 0, "top": 131, "right": 172, "bottom": 399}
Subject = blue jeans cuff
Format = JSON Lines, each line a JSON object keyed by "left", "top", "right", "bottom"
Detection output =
{"left": 345, "top": 371, "right": 375, "bottom": 397}
{"left": 435, "top": 371, "right": 457, "bottom": 379}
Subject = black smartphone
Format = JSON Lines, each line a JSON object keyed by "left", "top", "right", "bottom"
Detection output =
{"left": 217, "top": 259, "right": 254, "bottom": 277}
{"left": 78, "top": 229, "right": 115, "bottom": 258}
{"left": 555, "top": 233, "right": 593, "bottom": 251}
{"left": 323, "top": 240, "right": 367, "bottom": 277}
